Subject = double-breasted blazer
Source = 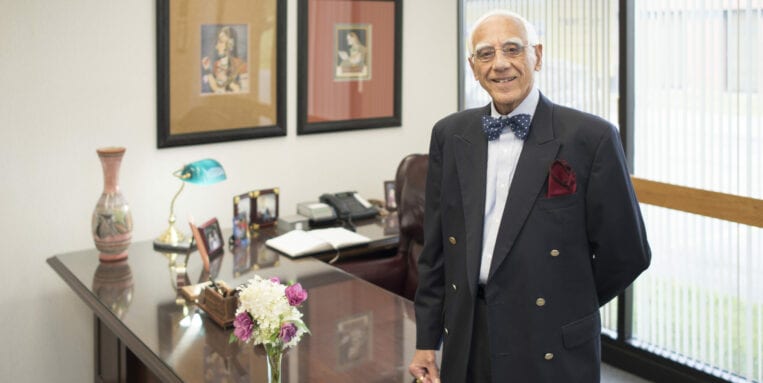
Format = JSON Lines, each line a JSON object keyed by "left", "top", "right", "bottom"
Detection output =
{"left": 415, "top": 94, "right": 651, "bottom": 382}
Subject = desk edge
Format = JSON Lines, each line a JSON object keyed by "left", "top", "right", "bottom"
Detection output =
{"left": 47, "top": 256, "right": 184, "bottom": 383}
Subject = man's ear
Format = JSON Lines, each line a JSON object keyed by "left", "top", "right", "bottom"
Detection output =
{"left": 534, "top": 44, "right": 543, "bottom": 71}
{"left": 468, "top": 57, "right": 478, "bottom": 80}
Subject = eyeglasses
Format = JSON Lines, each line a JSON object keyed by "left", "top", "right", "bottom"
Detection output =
{"left": 472, "top": 43, "right": 534, "bottom": 63}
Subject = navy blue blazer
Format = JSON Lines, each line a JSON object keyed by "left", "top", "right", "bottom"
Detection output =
{"left": 415, "top": 94, "right": 651, "bottom": 382}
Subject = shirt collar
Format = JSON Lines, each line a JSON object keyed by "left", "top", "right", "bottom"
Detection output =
{"left": 491, "top": 86, "right": 540, "bottom": 119}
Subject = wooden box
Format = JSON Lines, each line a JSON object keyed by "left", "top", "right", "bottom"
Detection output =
{"left": 197, "top": 282, "right": 238, "bottom": 328}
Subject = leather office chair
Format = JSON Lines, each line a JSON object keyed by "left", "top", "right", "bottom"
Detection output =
{"left": 335, "top": 154, "right": 428, "bottom": 300}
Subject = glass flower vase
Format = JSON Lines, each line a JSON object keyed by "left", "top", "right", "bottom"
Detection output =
{"left": 92, "top": 147, "right": 133, "bottom": 261}
{"left": 263, "top": 343, "right": 283, "bottom": 383}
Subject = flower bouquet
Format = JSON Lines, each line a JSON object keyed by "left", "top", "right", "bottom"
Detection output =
{"left": 230, "top": 275, "right": 309, "bottom": 383}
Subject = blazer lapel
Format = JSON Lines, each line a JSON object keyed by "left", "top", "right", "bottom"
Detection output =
{"left": 488, "top": 95, "right": 560, "bottom": 281}
{"left": 454, "top": 104, "right": 490, "bottom": 296}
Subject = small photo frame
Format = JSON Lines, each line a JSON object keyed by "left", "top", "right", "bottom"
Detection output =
{"left": 189, "top": 217, "right": 223, "bottom": 272}
{"left": 383, "top": 180, "right": 396, "bottom": 211}
{"left": 232, "top": 192, "right": 252, "bottom": 246}
{"left": 250, "top": 188, "right": 280, "bottom": 230}
{"left": 200, "top": 218, "right": 225, "bottom": 257}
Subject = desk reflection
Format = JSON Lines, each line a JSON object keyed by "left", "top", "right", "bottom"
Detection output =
{"left": 298, "top": 273, "right": 412, "bottom": 382}
{"left": 50, "top": 221, "right": 415, "bottom": 383}
{"left": 92, "top": 259, "right": 134, "bottom": 318}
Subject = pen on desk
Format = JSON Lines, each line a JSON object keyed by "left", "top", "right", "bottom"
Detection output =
{"left": 209, "top": 276, "right": 222, "bottom": 295}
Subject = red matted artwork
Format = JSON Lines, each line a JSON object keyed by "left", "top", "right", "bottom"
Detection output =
{"left": 297, "top": 0, "right": 402, "bottom": 135}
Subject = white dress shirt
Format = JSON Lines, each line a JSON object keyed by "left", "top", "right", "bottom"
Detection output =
{"left": 479, "top": 87, "right": 540, "bottom": 284}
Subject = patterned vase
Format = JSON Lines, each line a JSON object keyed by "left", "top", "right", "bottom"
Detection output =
{"left": 92, "top": 147, "right": 133, "bottom": 261}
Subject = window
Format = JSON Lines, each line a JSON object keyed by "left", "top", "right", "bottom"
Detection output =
{"left": 632, "top": 2, "right": 763, "bottom": 381}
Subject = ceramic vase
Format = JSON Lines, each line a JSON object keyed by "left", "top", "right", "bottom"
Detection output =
{"left": 92, "top": 147, "right": 133, "bottom": 261}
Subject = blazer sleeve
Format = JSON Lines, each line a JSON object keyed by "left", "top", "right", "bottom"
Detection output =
{"left": 585, "top": 125, "right": 651, "bottom": 305}
{"left": 414, "top": 125, "right": 446, "bottom": 350}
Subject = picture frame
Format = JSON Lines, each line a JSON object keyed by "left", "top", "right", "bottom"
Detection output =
{"left": 199, "top": 217, "right": 225, "bottom": 257}
{"left": 156, "top": 0, "right": 287, "bottom": 148}
{"left": 297, "top": 0, "right": 402, "bottom": 135}
{"left": 232, "top": 192, "right": 251, "bottom": 246}
{"left": 383, "top": 180, "right": 396, "bottom": 211}
{"left": 250, "top": 188, "right": 280, "bottom": 230}
{"left": 189, "top": 217, "right": 224, "bottom": 272}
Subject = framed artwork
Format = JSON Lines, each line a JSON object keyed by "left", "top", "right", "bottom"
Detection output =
{"left": 297, "top": 0, "right": 402, "bottom": 135}
{"left": 383, "top": 180, "right": 396, "bottom": 211}
{"left": 250, "top": 188, "right": 279, "bottom": 230}
{"left": 157, "top": 0, "right": 287, "bottom": 148}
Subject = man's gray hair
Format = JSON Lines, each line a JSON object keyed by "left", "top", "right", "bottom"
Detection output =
{"left": 467, "top": 10, "right": 540, "bottom": 56}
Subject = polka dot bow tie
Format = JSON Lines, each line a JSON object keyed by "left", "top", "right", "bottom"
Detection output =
{"left": 481, "top": 114, "right": 532, "bottom": 141}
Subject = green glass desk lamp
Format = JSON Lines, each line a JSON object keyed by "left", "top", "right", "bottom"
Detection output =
{"left": 154, "top": 159, "right": 226, "bottom": 251}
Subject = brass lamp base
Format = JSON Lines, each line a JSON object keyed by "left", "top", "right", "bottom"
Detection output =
{"left": 153, "top": 223, "right": 195, "bottom": 252}
{"left": 157, "top": 222, "right": 185, "bottom": 244}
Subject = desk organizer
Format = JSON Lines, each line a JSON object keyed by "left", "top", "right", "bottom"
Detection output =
{"left": 197, "top": 282, "right": 238, "bottom": 328}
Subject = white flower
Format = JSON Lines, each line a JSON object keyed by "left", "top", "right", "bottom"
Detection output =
{"left": 233, "top": 275, "right": 309, "bottom": 349}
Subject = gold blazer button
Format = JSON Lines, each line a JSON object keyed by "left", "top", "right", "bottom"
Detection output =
{"left": 550, "top": 249, "right": 560, "bottom": 257}
{"left": 448, "top": 236, "right": 457, "bottom": 245}
{"left": 544, "top": 353, "right": 554, "bottom": 360}
{"left": 536, "top": 297, "right": 546, "bottom": 307}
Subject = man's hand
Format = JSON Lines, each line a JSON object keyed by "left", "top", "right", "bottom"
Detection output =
{"left": 409, "top": 349, "right": 440, "bottom": 383}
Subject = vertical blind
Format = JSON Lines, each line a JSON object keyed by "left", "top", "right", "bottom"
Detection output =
{"left": 632, "top": 1, "right": 763, "bottom": 381}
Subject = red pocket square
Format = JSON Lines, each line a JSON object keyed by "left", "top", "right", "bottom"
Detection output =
{"left": 547, "top": 159, "right": 577, "bottom": 198}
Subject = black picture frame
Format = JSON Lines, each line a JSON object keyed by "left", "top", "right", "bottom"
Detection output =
{"left": 297, "top": 0, "right": 402, "bottom": 135}
{"left": 250, "top": 188, "right": 280, "bottom": 230}
{"left": 157, "top": 0, "right": 287, "bottom": 148}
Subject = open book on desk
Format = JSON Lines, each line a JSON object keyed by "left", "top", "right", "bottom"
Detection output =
{"left": 265, "top": 227, "right": 370, "bottom": 258}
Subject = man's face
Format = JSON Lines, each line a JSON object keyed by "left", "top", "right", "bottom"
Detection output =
{"left": 468, "top": 15, "right": 543, "bottom": 115}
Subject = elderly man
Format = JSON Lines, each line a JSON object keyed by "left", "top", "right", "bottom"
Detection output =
{"left": 409, "top": 10, "right": 651, "bottom": 383}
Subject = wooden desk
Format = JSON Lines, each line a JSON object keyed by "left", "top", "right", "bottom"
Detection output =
{"left": 48, "top": 218, "right": 415, "bottom": 383}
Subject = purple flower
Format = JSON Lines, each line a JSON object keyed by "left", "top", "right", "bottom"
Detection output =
{"left": 285, "top": 283, "right": 308, "bottom": 306}
{"left": 279, "top": 322, "right": 298, "bottom": 343}
{"left": 269, "top": 277, "right": 281, "bottom": 284}
{"left": 233, "top": 312, "right": 253, "bottom": 341}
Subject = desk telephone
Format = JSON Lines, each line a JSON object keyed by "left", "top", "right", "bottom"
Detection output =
{"left": 319, "top": 191, "right": 378, "bottom": 220}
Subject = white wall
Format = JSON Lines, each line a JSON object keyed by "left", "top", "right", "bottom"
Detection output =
{"left": 0, "top": 0, "right": 457, "bottom": 380}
